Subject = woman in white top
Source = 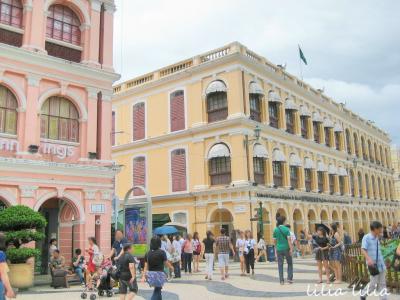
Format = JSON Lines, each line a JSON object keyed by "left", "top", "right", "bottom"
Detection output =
{"left": 235, "top": 231, "right": 246, "bottom": 276}
{"left": 244, "top": 230, "right": 257, "bottom": 275}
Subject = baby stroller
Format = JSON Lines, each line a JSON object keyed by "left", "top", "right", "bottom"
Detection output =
{"left": 81, "top": 259, "right": 114, "bottom": 299}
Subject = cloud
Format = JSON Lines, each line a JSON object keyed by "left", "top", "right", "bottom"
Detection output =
{"left": 112, "top": 0, "right": 400, "bottom": 143}
{"left": 306, "top": 78, "right": 400, "bottom": 143}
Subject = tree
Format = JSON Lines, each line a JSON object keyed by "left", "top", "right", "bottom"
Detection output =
{"left": 0, "top": 205, "right": 46, "bottom": 264}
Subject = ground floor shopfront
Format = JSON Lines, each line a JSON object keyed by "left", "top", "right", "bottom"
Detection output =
{"left": 0, "top": 157, "right": 116, "bottom": 273}
{"left": 149, "top": 187, "right": 399, "bottom": 243}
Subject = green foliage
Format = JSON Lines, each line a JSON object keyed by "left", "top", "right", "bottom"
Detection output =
{"left": 0, "top": 205, "right": 46, "bottom": 264}
{"left": 0, "top": 205, "right": 46, "bottom": 231}
{"left": 6, "top": 248, "right": 41, "bottom": 264}
{"left": 5, "top": 231, "right": 45, "bottom": 245}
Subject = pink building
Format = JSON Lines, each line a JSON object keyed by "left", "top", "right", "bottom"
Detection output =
{"left": 0, "top": 0, "right": 119, "bottom": 270}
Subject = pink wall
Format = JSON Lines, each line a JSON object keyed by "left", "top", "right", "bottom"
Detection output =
{"left": 0, "top": 0, "right": 119, "bottom": 262}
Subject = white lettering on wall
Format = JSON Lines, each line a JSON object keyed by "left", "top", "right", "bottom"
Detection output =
{"left": 0, "top": 138, "right": 19, "bottom": 152}
{"left": 41, "top": 143, "right": 75, "bottom": 159}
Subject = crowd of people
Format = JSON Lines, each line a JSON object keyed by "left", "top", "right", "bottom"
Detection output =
{"left": 0, "top": 219, "right": 399, "bottom": 300}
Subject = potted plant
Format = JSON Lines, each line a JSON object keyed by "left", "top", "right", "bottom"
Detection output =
{"left": 0, "top": 205, "right": 46, "bottom": 288}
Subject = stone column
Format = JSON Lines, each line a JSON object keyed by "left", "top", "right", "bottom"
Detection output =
{"left": 101, "top": 2, "right": 116, "bottom": 71}
{"left": 22, "top": 75, "right": 41, "bottom": 152}
{"left": 323, "top": 171, "right": 329, "bottom": 194}
{"left": 86, "top": 87, "right": 98, "bottom": 154}
{"left": 294, "top": 111, "right": 301, "bottom": 136}
{"left": 22, "top": 0, "right": 46, "bottom": 53}
{"left": 311, "top": 169, "right": 318, "bottom": 192}
{"left": 283, "top": 162, "right": 290, "bottom": 188}
{"left": 319, "top": 123, "right": 325, "bottom": 144}
{"left": 278, "top": 103, "right": 285, "bottom": 130}
{"left": 298, "top": 167, "right": 305, "bottom": 191}
{"left": 307, "top": 117, "right": 313, "bottom": 141}
{"left": 334, "top": 175, "right": 340, "bottom": 195}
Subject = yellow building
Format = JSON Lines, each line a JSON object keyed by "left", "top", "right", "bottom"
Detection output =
{"left": 112, "top": 42, "right": 399, "bottom": 242}
{"left": 391, "top": 146, "right": 400, "bottom": 202}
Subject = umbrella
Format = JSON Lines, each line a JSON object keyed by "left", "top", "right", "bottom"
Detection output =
{"left": 153, "top": 225, "right": 178, "bottom": 235}
{"left": 314, "top": 223, "right": 330, "bottom": 235}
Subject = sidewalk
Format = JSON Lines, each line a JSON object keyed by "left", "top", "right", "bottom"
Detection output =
{"left": 17, "top": 258, "right": 398, "bottom": 300}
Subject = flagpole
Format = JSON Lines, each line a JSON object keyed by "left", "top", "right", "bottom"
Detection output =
{"left": 298, "top": 45, "right": 303, "bottom": 81}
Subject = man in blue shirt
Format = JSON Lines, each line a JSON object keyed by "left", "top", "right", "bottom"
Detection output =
{"left": 360, "top": 221, "right": 388, "bottom": 300}
{"left": 107, "top": 230, "right": 128, "bottom": 262}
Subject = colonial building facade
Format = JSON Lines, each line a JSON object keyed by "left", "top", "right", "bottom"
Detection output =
{"left": 112, "top": 42, "right": 398, "bottom": 243}
{"left": 0, "top": 0, "right": 119, "bottom": 268}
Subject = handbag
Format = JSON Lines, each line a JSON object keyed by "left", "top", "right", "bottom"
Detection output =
{"left": 367, "top": 239, "right": 380, "bottom": 276}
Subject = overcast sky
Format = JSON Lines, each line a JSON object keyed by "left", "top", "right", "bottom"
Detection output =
{"left": 113, "top": 0, "right": 400, "bottom": 144}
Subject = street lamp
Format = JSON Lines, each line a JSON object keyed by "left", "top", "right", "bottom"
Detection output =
{"left": 244, "top": 125, "right": 262, "bottom": 147}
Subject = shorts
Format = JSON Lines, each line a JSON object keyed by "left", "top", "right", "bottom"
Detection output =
{"left": 218, "top": 253, "right": 229, "bottom": 268}
{"left": 119, "top": 278, "right": 138, "bottom": 294}
{"left": 193, "top": 251, "right": 200, "bottom": 256}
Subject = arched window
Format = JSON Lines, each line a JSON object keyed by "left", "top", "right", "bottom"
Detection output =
{"left": 379, "top": 145, "right": 384, "bottom": 167}
{"left": 0, "top": 0, "right": 23, "bottom": 46}
{"left": 300, "top": 116, "right": 308, "bottom": 139}
{"left": 0, "top": 0, "right": 22, "bottom": 27}
{"left": 353, "top": 133, "right": 360, "bottom": 158}
{"left": 272, "top": 149, "right": 286, "bottom": 187}
{"left": 40, "top": 96, "right": 79, "bottom": 142}
{"left": 304, "top": 157, "right": 314, "bottom": 192}
{"left": 171, "top": 149, "right": 186, "bottom": 192}
{"left": 249, "top": 82, "right": 263, "bottom": 122}
{"left": 132, "top": 102, "right": 145, "bottom": 141}
{"left": 206, "top": 80, "right": 228, "bottom": 123}
{"left": 357, "top": 172, "right": 363, "bottom": 198}
{"left": 339, "top": 175, "right": 346, "bottom": 195}
{"left": 0, "top": 84, "right": 18, "bottom": 134}
{"left": 46, "top": 5, "right": 81, "bottom": 45}
{"left": 253, "top": 144, "right": 268, "bottom": 185}
{"left": 365, "top": 174, "right": 370, "bottom": 199}
{"left": 345, "top": 129, "right": 352, "bottom": 154}
{"left": 368, "top": 140, "right": 374, "bottom": 163}
{"left": 361, "top": 136, "right": 367, "bottom": 160}
{"left": 371, "top": 176, "right": 376, "bottom": 199}
{"left": 374, "top": 143, "right": 380, "bottom": 165}
{"left": 269, "top": 102, "right": 279, "bottom": 128}
{"left": 208, "top": 143, "right": 231, "bottom": 185}
{"left": 46, "top": 4, "right": 82, "bottom": 62}
{"left": 170, "top": 90, "right": 185, "bottom": 132}
{"left": 132, "top": 156, "right": 145, "bottom": 196}
{"left": 350, "top": 170, "right": 355, "bottom": 197}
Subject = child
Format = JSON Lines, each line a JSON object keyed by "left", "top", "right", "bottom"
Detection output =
{"left": 72, "top": 248, "right": 86, "bottom": 285}
{"left": 170, "top": 245, "right": 181, "bottom": 278}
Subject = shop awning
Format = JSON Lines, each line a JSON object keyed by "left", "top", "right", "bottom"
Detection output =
{"left": 272, "top": 149, "right": 286, "bottom": 162}
{"left": 304, "top": 157, "right": 315, "bottom": 169}
{"left": 289, "top": 153, "right": 302, "bottom": 166}
{"left": 317, "top": 161, "right": 327, "bottom": 172}
{"left": 249, "top": 81, "right": 264, "bottom": 95}
{"left": 205, "top": 80, "right": 227, "bottom": 95}
{"left": 253, "top": 143, "right": 268, "bottom": 158}
{"left": 312, "top": 112, "right": 323, "bottom": 123}
{"left": 153, "top": 213, "right": 171, "bottom": 229}
{"left": 299, "top": 105, "right": 311, "bottom": 117}
{"left": 323, "top": 118, "right": 334, "bottom": 128}
{"left": 334, "top": 123, "right": 343, "bottom": 132}
{"left": 338, "top": 167, "right": 348, "bottom": 176}
{"left": 208, "top": 143, "right": 230, "bottom": 159}
{"left": 328, "top": 164, "right": 338, "bottom": 174}
{"left": 285, "top": 98, "right": 298, "bottom": 110}
{"left": 268, "top": 90, "right": 282, "bottom": 102}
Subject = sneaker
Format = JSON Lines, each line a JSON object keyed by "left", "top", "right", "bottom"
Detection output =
{"left": 360, "top": 296, "right": 366, "bottom": 300}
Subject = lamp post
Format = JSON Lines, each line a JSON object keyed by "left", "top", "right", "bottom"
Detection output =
{"left": 258, "top": 202, "right": 263, "bottom": 239}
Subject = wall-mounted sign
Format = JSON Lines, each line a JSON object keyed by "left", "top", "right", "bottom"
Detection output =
{"left": 90, "top": 203, "right": 105, "bottom": 214}
{"left": 234, "top": 205, "right": 247, "bottom": 213}
{"left": 0, "top": 138, "right": 19, "bottom": 152}
{"left": 41, "top": 143, "right": 75, "bottom": 159}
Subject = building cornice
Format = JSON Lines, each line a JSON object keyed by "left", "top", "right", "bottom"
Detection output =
{"left": 0, "top": 157, "right": 120, "bottom": 179}
{"left": 113, "top": 42, "right": 389, "bottom": 142}
{"left": 0, "top": 43, "right": 120, "bottom": 89}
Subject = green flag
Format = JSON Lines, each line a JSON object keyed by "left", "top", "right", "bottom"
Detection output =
{"left": 299, "top": 45, "right": 307, "bottom": 65}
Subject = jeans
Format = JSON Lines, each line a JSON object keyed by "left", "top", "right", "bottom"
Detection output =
{"left": 244, "top": 249, "right": 255, "bottom": 273}
{"left": 173, "top": 262, "right": 181, "bottom": 278}
{"left": 75, "top": 267, "right": 85, "bottom": 284}
{"left": 0, "top": 281, "right": 4, "bottom": 300}
{"left": 361, "top": 271, "right": 388, "bottom": 300}
{"left": 205, "top": 253, "right": 214, "bottom": 278}
{"left": 183, "top": 253, "right": 192, "bottom": 273}
{"left": 277, "top": 250, "right": 293, "bottom": 282}
{"left": 151, "top": 286, "right": 162, "bottom": 300}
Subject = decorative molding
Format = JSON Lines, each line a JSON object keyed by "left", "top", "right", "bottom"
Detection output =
{"left": 19, "top": 185, "right": 38, "bottom": 198}
{"left": 101, "top": 190, "right": 112, "bottom": 200}
{"left": 26, "top": 74, "right": 41, "bottom": 87}
{"left": 0, "top": 75, "right": 27, "bottom": 112}
{"left": 86, "top": 87, "right": 99, "bottom": 99}
{"left": 84, "top": 189, "right": 97, "bottom": 200}
{"left": 91, "top": 0, "right": 102, "bottom": 12}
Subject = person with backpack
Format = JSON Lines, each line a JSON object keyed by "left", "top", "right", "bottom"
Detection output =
{"left": 273, "top": 215, "right": 293, "bottom": 285}
{"left": 192, "top": 232, "right": 201, "bottom": 273}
